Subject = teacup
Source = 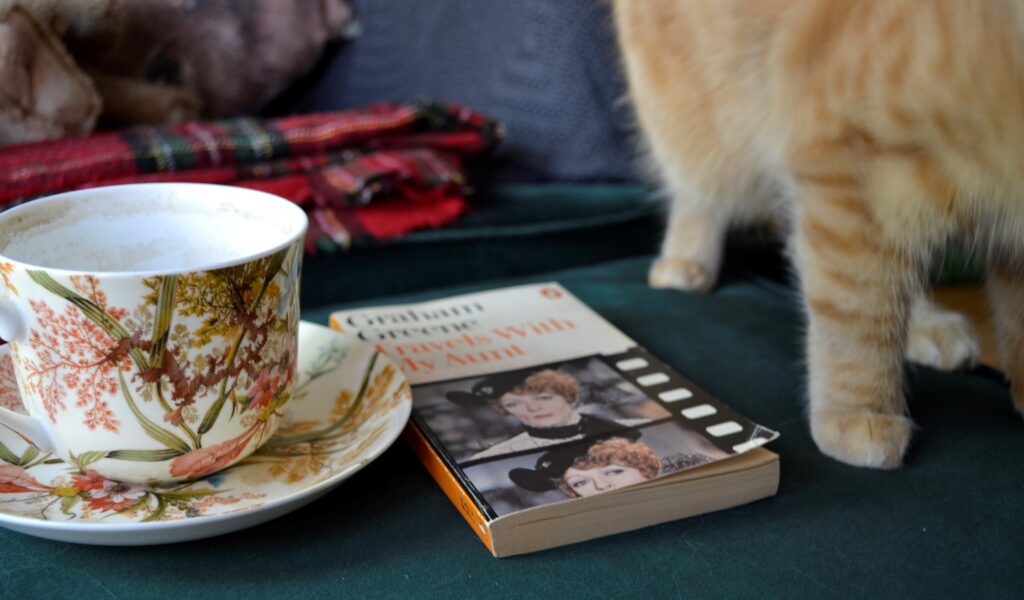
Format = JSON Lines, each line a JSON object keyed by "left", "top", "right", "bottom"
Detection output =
{"left": 0, "top": 183, "right": 306, "bottom": 483}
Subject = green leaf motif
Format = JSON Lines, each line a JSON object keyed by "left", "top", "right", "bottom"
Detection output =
{"left": 266, "top": 352, "right": 380, "bottom": 447}
{"left": 159, "top": 488, "right": 221, "bottom": 500}
{"left": 74, "top": 450, "right": 109, "bottom": 468}
{"left": 143, "top": 495, "right": 167, "bottom": 522}
{"left": 118, "top": 371, "right": 191, "bottom": 453}
{"left": 106, "top": 449, "right": 184, "bottom": 462}
{"left": 19, "top": 446, "right": 39, "bottom": 466}
{"left": 0, "top": 440, "right": 19, "bottom": 465}
{"left": 148, "top": 275, "right": 178, "bottom": 369}
{"left": 198, "top": 392, "right": 227, "bottom": 435}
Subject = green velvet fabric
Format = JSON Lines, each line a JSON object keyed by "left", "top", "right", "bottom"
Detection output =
{"left": 3, "top": 255, "right": 1019, "bottom": 598}
{"left": 300, "top": 184, "right": 661, "bottom": 307}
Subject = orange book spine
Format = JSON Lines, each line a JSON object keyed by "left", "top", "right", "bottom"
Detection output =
{"left": 403, "top": 422, "right": 495, "bottom": 554}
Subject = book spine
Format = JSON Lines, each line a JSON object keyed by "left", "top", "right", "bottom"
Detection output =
{"left": 403, "top": 421, "right": 496, "bottom": 555}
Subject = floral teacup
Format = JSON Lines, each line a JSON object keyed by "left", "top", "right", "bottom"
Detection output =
{"left": 0, "top": 183, "right": 306, "bottom": 483}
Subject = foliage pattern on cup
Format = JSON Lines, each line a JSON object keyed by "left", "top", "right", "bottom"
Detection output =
{"left": 3, "top": 243, "right": 303, "bottom": 482}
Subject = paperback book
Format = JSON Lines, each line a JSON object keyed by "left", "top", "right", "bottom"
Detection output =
{"left": 330, "top": 283, "right": 779, "bottom": 557}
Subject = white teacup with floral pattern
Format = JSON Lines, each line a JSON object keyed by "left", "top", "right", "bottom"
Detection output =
{"left": 0, "top": 183, "right": 306, "bottom": 483}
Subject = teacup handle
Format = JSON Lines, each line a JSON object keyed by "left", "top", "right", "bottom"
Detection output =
{"left": 0, "top": 296, "right": 57, "bottom": 453}
{"left": 0, "top": 403, "right": 57, "bottom": 454}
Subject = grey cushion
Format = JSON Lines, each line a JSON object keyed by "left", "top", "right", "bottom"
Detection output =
{"left": 298, "top": 0, "right": 638, "bottom": 182}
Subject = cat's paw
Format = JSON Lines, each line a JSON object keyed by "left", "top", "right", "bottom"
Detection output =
{"left": 811, "top": 411, "right": 913, "bottom": 470}
{"left": 905, "top": 304, "right": 979, "bottom": 371}
{"left": 648, "top": 257, "right": 716, "bottom": 292}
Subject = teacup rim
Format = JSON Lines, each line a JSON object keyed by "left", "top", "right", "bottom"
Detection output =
{"left": 0, "top": 182, "right": 308, "bottom": 278}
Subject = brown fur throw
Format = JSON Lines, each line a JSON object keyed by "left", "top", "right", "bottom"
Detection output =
{"left": 0, "top": 0, "right": 351, "bottom": 143}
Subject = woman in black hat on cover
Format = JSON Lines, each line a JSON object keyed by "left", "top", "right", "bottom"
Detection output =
{"left": 509, "top": 430, "right": 720, "bottom": 500}
{"left": 509, "top": 432, "right": 666, "bottom": 498}
{"left": 447, "top": 368, "right": 646, "bottom": 460}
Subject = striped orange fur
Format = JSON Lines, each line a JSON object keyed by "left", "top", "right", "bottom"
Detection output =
{"left": 612, "top": 0, "right": 1024, "bottom": 468}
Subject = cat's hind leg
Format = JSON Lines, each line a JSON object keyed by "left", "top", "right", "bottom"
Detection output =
{"left": 649, "top": 184, "right": 727, "bottom": 292}
{"left": 905, "top": 295, "right": 980, "bottom": 371}
{"left": 648, "top": 155, "right": 779, "bottom": 292}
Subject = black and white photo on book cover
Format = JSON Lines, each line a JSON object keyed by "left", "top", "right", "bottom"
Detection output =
{"left": 461, "top": 419, "right": 732, "bottom": 517}
{"left": 412, "top": 355, "right": 672, "bottom": 463}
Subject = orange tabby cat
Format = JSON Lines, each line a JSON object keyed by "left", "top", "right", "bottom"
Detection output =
{"left": 613, "top": 0, "right": 1024, "bottom": 469}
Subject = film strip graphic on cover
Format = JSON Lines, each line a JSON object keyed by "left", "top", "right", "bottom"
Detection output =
{"left": 409, "top": 348, "right": 779, "bottom": 522}
{"left": 599, "top": 347, "right": 777, "bottom": 455}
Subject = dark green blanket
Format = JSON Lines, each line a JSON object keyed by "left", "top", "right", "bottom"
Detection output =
{"left": 300, "top": 184, "right": 661, "bottom": 306}
{"left": 3, "top": 256, "right": 1018, "bottom": 599}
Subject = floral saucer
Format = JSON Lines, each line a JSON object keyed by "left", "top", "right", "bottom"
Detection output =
{"left": 0, "top": 321, "right": 411, "bottom": 545}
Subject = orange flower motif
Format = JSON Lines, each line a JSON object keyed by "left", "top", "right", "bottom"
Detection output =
{"left": 71, "top": 470, "right": 105, "bottom": 493}
{"left": 170, "top": 424, "right": 260, "bottom": 479}
{"left": 0, "top": 464, "right": 51, "bottom": 493}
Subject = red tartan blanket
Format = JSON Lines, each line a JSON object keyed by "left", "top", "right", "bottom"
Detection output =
{"left": 0, "top": 103, "right": 501, "bottom": 252}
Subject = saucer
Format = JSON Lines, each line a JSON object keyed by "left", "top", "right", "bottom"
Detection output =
{"left": 0, "top": 321, "right": 412, "bottom": 545}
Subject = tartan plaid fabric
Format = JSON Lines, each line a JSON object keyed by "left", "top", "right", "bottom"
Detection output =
{"left": 0, "top": 103, "right": 501, "bottom": 251}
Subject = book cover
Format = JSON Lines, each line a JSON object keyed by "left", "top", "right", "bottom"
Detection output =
{"left": 330, "top": 283, "right": 779, "bottom": 555}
